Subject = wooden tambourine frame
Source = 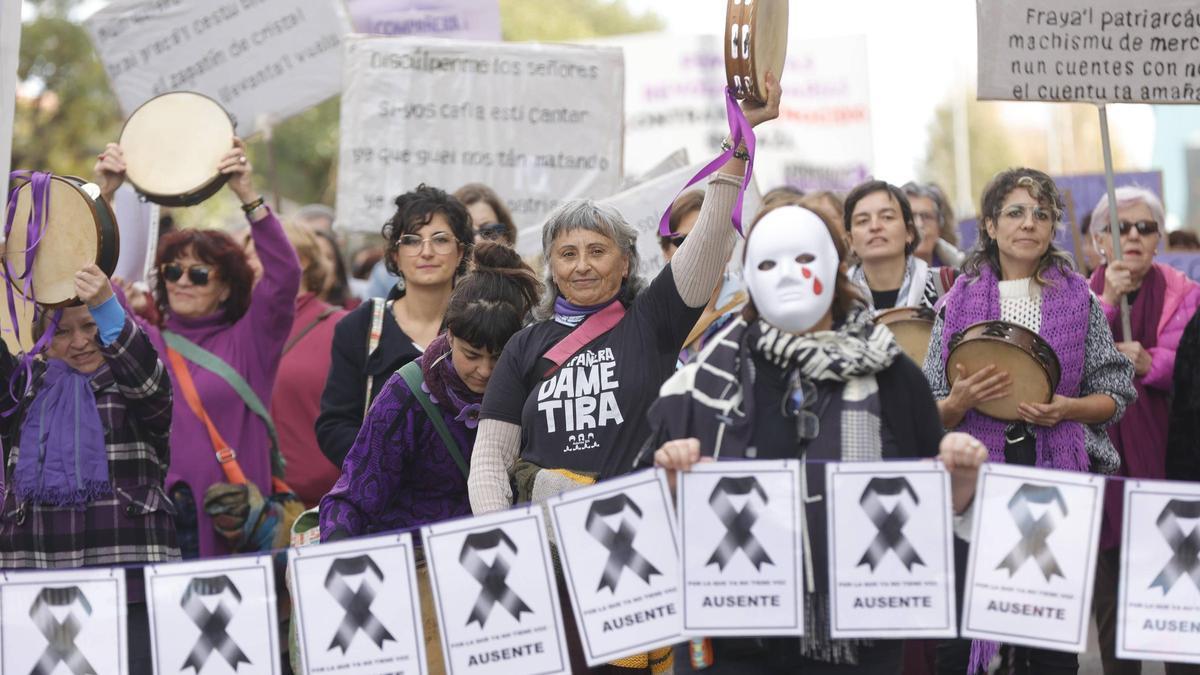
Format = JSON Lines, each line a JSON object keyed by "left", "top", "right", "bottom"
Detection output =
{"left": 724, "top": 0, "right": 789, "bottom": 104}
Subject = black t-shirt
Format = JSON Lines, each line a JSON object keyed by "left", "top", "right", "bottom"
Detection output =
{"left": 480, "top": 266, "right": 702, "bottom": 479}
{"left": 871, "top": 287, "right": 901, "bottom": 310}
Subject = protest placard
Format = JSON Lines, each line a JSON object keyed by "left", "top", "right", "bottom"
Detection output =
{"left": 0, "top": 568, "right": 127, "bottom": 675}
{"left": 336, "top": 36, "right": 623, "bottom": 256}
{"left": 422, "top": 507, "right": 569, "bottom": 675}
{"left": 589, "top": 31, "right": 873, "bottom": 193}
{"left": 347, "top": 0, "right": 501, "bottom": 40}
{"left": 1117, "top": 479, "right": 1200, "bottom": 664}
{"left": 977, "top": 0, "right": 1200, "bottom": 103}
{"left": 961, "top": 464, "right": 1105, "bottom": 653}
{"left": 547, "top": 469, "right": 682, "bottom": 666}
{"left": 289, "top": 533, "right": 427, "bottom": 675}
{"left": 597, "top": 161, "right": 761, "bottom": 277}
{"left": 825, "top": 461, "right": 957, "bottom": 639}
{"left": 84, "top": 0, "right": 351, "bottom": 133}
{"left": 0, "top": 1, "right": 19, "bottom": 223}
{"left": 676, "top": 461, "right": 803, "bottom": 638}
{"left": 145, "top": 554, "right": 281, "bottom": 675}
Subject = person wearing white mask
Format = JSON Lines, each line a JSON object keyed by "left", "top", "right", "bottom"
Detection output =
{"left": 644, "top": 203, "right": 987, "bottom": 674}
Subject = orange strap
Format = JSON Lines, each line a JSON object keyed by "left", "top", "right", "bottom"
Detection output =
{"left": 165, "top": 346, "right": 248, "bottom": 485}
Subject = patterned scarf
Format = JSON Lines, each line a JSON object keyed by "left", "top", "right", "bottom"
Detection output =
{"left": 849, "top": 255, "right": 929, "bottom": 310}
{"left": 13, "top": 359, "right": 110, "bottom": 506}
{"left": 938, "top": 264, "right": 1090, "bottom": 674}
{"left": 419, "top": 333, "right": 483, "bottom": 429}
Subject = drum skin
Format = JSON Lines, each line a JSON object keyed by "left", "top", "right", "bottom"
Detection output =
{"left": 947, "top": 320, "right": 1061, "bottom": 422}
{"left": 5, "top": 175, "right": 120, "bottom": 308}
{"left": 119, "top": 91, "right": 234, "bottom": 207}
{"left": 725, "top": 0, "right": 788, "bottom": 103}
{"left": 876, "top": 306, "right": 935, "bottom": 366}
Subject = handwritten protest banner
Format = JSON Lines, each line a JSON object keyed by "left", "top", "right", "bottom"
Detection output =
{"left": 336, "top": 37, "right": 623, "bottom": 254}
{"left": 347, "top": 0, "right": 501, "bottom": 40}
{"left": 961, "top": 464, "right": 1105, "bottom": 653}
{"left": 677, "top": 461, "right": 803, "bottom": 638}
{"left": 85, "top": 0, "right": 351, "bottom": 133}
{"left": 1117, "top": 479, "right": 1200, "bottom": 664}
{"left": 0, "top": 568, "right": 128, "bottom": 675}
{"left": 826, "top": 461, "right": 957, "bottom": 639}
{"left": 977, "top": 0, "right": 1200, "bottom": 103}
{"left": 589, "top": 31, "right": 873, "bottom": 193}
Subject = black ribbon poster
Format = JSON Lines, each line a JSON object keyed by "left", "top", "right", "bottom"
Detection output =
{"left": 325, "top": 555, "right": 396, "bottom": 653}
{"left": 706, "top": 476, "right": 774, "bottom": 572}
{"left": 180, "top": 575, "right": 252, "bottom": 672}
{"left": 1148, "top": 499, "right": 1200, "bottom": 594}
{"left": 857, "top": 476, "right": 924, "bottom": 572}
{"left": 460, "top": 528, "right": 533, "bottom": 627}
{"left": 29, "top": 585, "right": 96, "bottom": 675}
{"left": 586, "top": 494, "right": 662, "bottom": 591}
{"left": 996, "top": 483, "right": 1068, "bottom": 582}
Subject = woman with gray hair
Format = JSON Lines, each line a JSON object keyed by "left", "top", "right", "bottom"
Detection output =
{"left": 903, "top": 181, "right": 965, "bottom": 268}
{"left": 1086, "top": 186, "right": 1200, "bottom": 675}
{"left": 468, "top": 78, "right": 781, "bottom": 516}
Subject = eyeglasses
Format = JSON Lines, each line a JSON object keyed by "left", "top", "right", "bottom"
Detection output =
{"left": 476, "top": 222, "right": 508, "bottom": 241}
{"left": 396, "top": 233, "right": 459, "bottom": 256}
{"left": 913, "top": 211, "right": 941, "bottom": 226}
{"left": 1118, "top": 220, "right": 1160, "bottom": 237}
{"left": 668, "top": 235, "right": 686, "bottom": 248}
{"left": 997, "top": 204, "right": 1056, "bottom": 224}
{"left": 160, "top": 263, "right": 212, "bottom": 286}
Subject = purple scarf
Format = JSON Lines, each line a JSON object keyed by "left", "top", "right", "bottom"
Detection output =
{"left": 419, "top": 333, "right": 483, "bottom": 429}
{"left": 940, "top": 264, "right": 1090, "bottom": 675}
{"left": 1090, "top": 263, "right": 1169, "bottom": 549}
{"left": 553, "top": 294, "right": 620, "bottom": 326}
{"left": 13, "top": 359, "right": 110, "bottom": 506}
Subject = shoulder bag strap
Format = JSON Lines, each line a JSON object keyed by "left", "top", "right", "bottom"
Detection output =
{"left": 541, "top": 301, "right": 627, "bottom": 378}
{"left": 396, "top": 361, "right": 470, "bottom": 479}
{"left": 283, "top": 305, "right": 338, "bottom": 355}
{"left": 364, "top": 298, "right": 388, "bottom": 416}
{"left": 164, "top": 346, "right": 248, "bottom": 485}
{"left": 162, "top": 330, "right": 285, "bottom": 478}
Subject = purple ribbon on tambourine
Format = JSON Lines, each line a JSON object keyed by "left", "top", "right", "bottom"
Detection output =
{"left": 658, "top": 87, "right": 757, "bottom": 237}
{"left": 3, "top": 170, "right": 64, "bottom": 416}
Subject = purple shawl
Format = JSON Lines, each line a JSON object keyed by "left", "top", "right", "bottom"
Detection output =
{"left": 940, "top": 264, "right": 1091, "bottom": 674}
{"left": 1090, "top": 264, "right": 1168, "bottom": 549}
{"left": 419, "top": 333, "right": 483, "bottom": 429}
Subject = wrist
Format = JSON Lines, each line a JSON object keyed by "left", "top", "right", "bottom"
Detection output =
{"left": 241, "top": 195, "right": 266, "bottom": 214}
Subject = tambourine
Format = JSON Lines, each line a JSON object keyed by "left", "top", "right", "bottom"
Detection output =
{"left": 118, "top": 91, "right": 235, "bottom": 207}
{"left": 724, "top": 0, "right": 788, "bottom": 103}
{"left": 947, "top": 320, "right": 1062, "bottom": 422}
{"left": 5, "top": 174, "right": 120, "bottom": 308}
{"left": 876, "top": 306, "right": 936, "bottom": 366}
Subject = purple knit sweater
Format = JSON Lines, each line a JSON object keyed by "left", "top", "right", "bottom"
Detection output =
{"left": 319, "top": 334, "right": 480, "bottom": 541}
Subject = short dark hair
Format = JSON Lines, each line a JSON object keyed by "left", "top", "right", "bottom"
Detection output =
{"left": 313, "top": 230, "right": 352, "bottom": 306}
{"left": 154, "top": 228, "right": 255, "bottom": 324}
{"left": 444, "top": 242, "right": 541, "bottom": 354}
{"left": 843, "top": 180, "right": 920, "bottom": 255}
{"left": 381, "top": 184, "right": 474, "bottom": 278}
{"left": 659, "top": 190, "right": 704, "bottom": 251}
{"left": 455, "top": 182, "right": 517, "bottom": 245}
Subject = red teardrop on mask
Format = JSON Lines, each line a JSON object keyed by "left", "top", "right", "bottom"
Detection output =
{"left": 801, "top": 267, "right": 812, "bottom": 279}
{"left": 813, "top": 277, "right": 824, "bottom": 295}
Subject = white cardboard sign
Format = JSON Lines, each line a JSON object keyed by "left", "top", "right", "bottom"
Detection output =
{"left": 976, "top": 0, "right": 1200, "bottom": 103}
{"left": 422, "top": 507, "right": 569, "bottom": 675}
{"left": 0, "top": 0, "right": 20, "bottom": 225}
{"left": 676, "top": 460, "right": 803, "bottom": 638}
{"left": 335, "top": 36, "right": 624, "bottom": 252}
{"left": 547, "top": 469, "right": 682, "bottom": 666}
{"left": 145, "top": 554, "right": 281, "bottom": 675}
{"left": 84, "top": 0, "right": 352, "bottom": 133}
{"left": 961, "top": 463, "right": 1105, "bottom": 653}
{"left": 346, "top": 0, "right": 501, "bottom": 41}
{"left": 0, "top": 568, "right": 128, "bottom": 675}
{"left": 825, "top": 461, "right": 958, "bottom": 639}
{"left": 1117, "top": 479, "right": 1200, "bottom": 664}
{"left": 289, "top": 533, "right": 427, "bottom": 675}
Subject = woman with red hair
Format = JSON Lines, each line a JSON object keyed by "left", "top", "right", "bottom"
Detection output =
{"left": 95, "top": 138, "right": 301, "bottom": 558}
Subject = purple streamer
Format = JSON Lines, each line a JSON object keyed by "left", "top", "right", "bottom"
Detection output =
{"left": 658, "top": 87, "right": 758, "bottom": 236}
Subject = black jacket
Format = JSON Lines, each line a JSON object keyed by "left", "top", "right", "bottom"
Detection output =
{"left": 316, "top": 295, "right": 423, "bottom": 468}
{"left": 1166, "top": 309, "right": 1200, "bottom": 481}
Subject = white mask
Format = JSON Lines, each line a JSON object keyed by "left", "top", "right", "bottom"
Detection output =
{"left": 744, "top": 206, "right": 839, "bottom": 333}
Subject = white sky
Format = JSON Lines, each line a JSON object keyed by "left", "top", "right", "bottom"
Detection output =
{"left": 628, "top": 0, "right": 1157, "bottom": 182}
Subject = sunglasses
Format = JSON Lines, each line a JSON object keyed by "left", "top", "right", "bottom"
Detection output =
{"left": 160, "top": 263, "right": 213, "bottom": 286}
{"left": 1118, "top": 220, "right": 1160, "bottom": 236}
{"left": 477, "top": 222, "right": 508, "bottom": 241}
